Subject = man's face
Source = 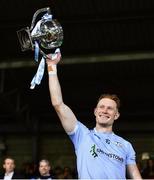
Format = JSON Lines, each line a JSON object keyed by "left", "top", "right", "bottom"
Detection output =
{"left": 94, "top": 98, "right": 119, "bottom": 127}
{"left": 3, "top": 158, "right": 15, "bottom": 173}
{"left": 39, "top": 161, "right": 50, "bottom": 176}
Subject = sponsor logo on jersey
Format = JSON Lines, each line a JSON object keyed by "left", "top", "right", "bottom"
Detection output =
{"left": 90, "top": 144, "right": 124, "bottom": 163}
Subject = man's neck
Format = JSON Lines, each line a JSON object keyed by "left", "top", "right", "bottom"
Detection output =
{"left": 95, "top": 124, "right": 113, "bottom": 133}
{"left": 5, "top": 171, "right": 14, "bottom": 175}
{"left": 41, "top": 173, "right": 50, "bottom": 177}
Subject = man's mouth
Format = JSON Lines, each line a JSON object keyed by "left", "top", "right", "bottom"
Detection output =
{"left": 98, "top": 114, "right": 109, "bottom": 119}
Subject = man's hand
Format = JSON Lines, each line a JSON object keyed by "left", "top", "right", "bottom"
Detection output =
{"left": 46, "top": 49, "right": 61, "bottom": 75}
{"left": 46, "top": 49, "right": 61, "bottom": 66}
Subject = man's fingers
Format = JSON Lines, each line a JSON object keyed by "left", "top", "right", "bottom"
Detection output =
{"left": 46, "top": 52, "right": 61, "bottom": 65}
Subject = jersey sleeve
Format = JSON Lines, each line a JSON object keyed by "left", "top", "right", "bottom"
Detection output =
{"left": 67, "top": 120, "right": 89, "bottom": 150}
{"left": 126, "top": 142, "right": 136, "bottom": 165}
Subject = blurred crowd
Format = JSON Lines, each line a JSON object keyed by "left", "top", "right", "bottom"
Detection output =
{"left": 138, "top": 159, "right": 154, "bottom": 179}
{"left": 0, "top": 157, "right": 77, "bottom": 179}
{"left": 0, "top": 156, "right": 154, "bottom": 179}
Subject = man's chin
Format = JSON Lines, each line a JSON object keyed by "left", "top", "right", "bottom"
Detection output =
{"left": 98, "top": 122, "right": 112, "bottom": 127}
{"left": 41, "top": 173, "right": 47, "bottom": 176}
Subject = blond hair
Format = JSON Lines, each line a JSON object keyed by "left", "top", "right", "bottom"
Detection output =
{"left": 97, "top": 94, "right": 120, "bottom": 110}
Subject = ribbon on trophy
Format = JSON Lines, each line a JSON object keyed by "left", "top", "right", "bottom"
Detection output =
{"left": 30, "top": 48, "right": 60, "bottom": 89}
{"left": 17, "top": 7, "right": 63, "bottom": 89}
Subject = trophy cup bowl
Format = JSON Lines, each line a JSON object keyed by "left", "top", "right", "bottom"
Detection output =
{"left": 17, "top": 7, "right": 63, "bottom": 52}
{"left": 39, "top": 19, "right": 63, "bottom": 49}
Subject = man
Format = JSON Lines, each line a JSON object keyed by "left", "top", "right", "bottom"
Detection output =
{"left": 0, "top": 157, "right": 22, "bottom": 179}
{"left": 46, "top": 52, "right": 142, "bottom": 179}
{"left": 31, "top": 159, "right": 53, "bottom": 179}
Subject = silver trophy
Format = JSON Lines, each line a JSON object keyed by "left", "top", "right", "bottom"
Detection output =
{"left": 17, "top": 7, "right": 63, "bottom": 57}
{"left": 17, "top": 7, "right": 63, "bottom": 89}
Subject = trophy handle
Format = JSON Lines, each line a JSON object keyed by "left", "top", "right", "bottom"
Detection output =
{"left": 30, "top": 7, "right": 51, "bottom": 31}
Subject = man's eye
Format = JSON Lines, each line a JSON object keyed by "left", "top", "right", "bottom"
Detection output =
{"left": 108, "top": 107, "right": 113, "bottom": 110}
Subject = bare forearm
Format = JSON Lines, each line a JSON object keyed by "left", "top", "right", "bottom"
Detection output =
{"left": 127, "top": 164, "right": 142, "bottom": 179}
{"left": 48, "top": 72, "right": 63, "bottom": 107}
{"left": 47, "top": 63, "right": 63, "bottom": 107}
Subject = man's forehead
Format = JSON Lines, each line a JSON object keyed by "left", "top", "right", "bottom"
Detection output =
{"left": 5, "top": 159, "right": 14, "bottom": 163}
{"left": 98, "top": 98, "right": 117, "bottom": 107}
{"left": 40, "top": 162, "right": 49, "bottom": 166}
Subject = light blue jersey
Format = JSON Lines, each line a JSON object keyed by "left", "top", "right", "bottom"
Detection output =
{"left": 68, "top": 121, "right": 136, "bottom": 179}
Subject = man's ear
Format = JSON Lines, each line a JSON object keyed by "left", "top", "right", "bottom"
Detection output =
{"left": 114, "top": 112, "right": 120, "bottom": 120}
{"left": 3, "top": 164, "right": 5, "bottom": 169}
{"left": 94, "top": 108, "right": 97, "bottom": 116}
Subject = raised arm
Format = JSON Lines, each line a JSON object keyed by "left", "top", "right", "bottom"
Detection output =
{"left": 46, "top": 52, "right": 77, "bottom": 133}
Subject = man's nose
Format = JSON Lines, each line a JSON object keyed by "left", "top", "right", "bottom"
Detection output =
{"left": 102, "top": 107, "right": 108, "bottom": 113}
